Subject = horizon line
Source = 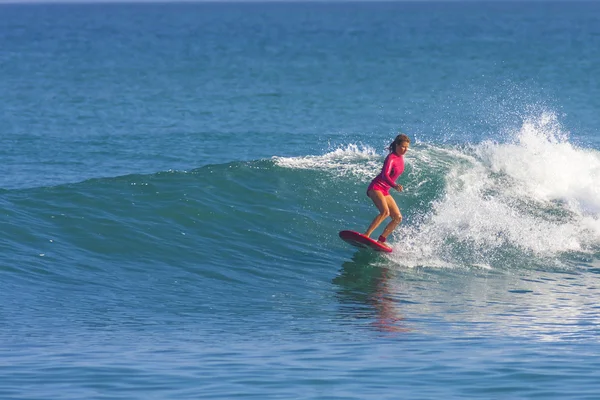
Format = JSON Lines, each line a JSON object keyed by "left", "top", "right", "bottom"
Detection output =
{"left": 0, "top": 0, "right": 595, "bottom": 4}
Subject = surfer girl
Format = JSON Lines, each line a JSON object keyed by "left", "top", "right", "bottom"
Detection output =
{"left": 364, "top": 133, "right": 410, "bottom": 249}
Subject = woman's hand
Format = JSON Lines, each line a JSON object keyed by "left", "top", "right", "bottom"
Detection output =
{"left": 395, "top": 184, "right": 403, "bottom": 192}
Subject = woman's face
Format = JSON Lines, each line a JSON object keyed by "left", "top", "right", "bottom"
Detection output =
{"left": 395, "top": 141, "right": 410, "bottom": 156}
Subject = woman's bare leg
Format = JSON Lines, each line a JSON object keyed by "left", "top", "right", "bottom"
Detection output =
{"left": 379, "top": 195, "right": 402, "bottom": 240}
{"left": 364, "top": 190, "right": 390, "bottom": 238}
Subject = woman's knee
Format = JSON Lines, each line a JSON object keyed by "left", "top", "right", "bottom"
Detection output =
{"left": 391, "top": 213, "right": 402, "bottom": 223}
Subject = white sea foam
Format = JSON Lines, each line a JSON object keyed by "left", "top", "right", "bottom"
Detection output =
{"left": 478, "top": 112, "right": 600, "bottom": 216}
{"left": 393, "top": 112, "right": 600, "bottom": 267}
{"left": 272, "top": 143, "right": 381, "bottom": 180}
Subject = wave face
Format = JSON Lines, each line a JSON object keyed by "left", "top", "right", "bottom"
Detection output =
{"left": 3, "top": 114, "right": 599, "bottom": 291}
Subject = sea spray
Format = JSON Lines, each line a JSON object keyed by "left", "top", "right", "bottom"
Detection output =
{"left": 272, "top": 143, "right": 379, "bottom": 181}
{"left": 396, "top": 112, "right": 600, "bottom": 268}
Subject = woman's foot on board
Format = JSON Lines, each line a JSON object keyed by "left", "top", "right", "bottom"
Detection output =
{"left": 377, "top": 235, "right": 392, "bottom": 250}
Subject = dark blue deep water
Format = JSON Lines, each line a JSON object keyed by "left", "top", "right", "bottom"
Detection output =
{"left": 2, "top": 2, "right": 600, "bottom": 399}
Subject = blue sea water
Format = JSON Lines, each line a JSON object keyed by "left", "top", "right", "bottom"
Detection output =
{"left": 2, "top": 1, "right": 600, "bottom": 398}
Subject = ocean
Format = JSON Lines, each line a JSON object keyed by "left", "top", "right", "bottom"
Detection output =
{"left": 2, "top": 1, "right": 600, "bottom": 398}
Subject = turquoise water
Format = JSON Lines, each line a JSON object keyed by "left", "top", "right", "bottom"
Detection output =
{"left": 2, "top": 2, "right": 600, "bottom": 399}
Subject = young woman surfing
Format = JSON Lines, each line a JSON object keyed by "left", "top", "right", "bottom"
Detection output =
{"left": 364, "top": 134, "right": 410, "bottom": 250}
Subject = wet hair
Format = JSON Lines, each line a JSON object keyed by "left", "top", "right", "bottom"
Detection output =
{"left": 388, "top": 133, "right": 411, "bottom": 153}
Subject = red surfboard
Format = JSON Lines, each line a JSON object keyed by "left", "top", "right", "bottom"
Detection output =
{"left": 339, "top": 230, "right": 392, "bottom": 253}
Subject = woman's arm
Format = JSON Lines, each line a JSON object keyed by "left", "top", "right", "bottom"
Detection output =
{"left": 380, "top": 154, "right": 397, "bottom": 187}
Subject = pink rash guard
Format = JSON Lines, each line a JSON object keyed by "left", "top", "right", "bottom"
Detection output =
{"left": 367, "top": 153, "right": 405, "bottom": 196}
